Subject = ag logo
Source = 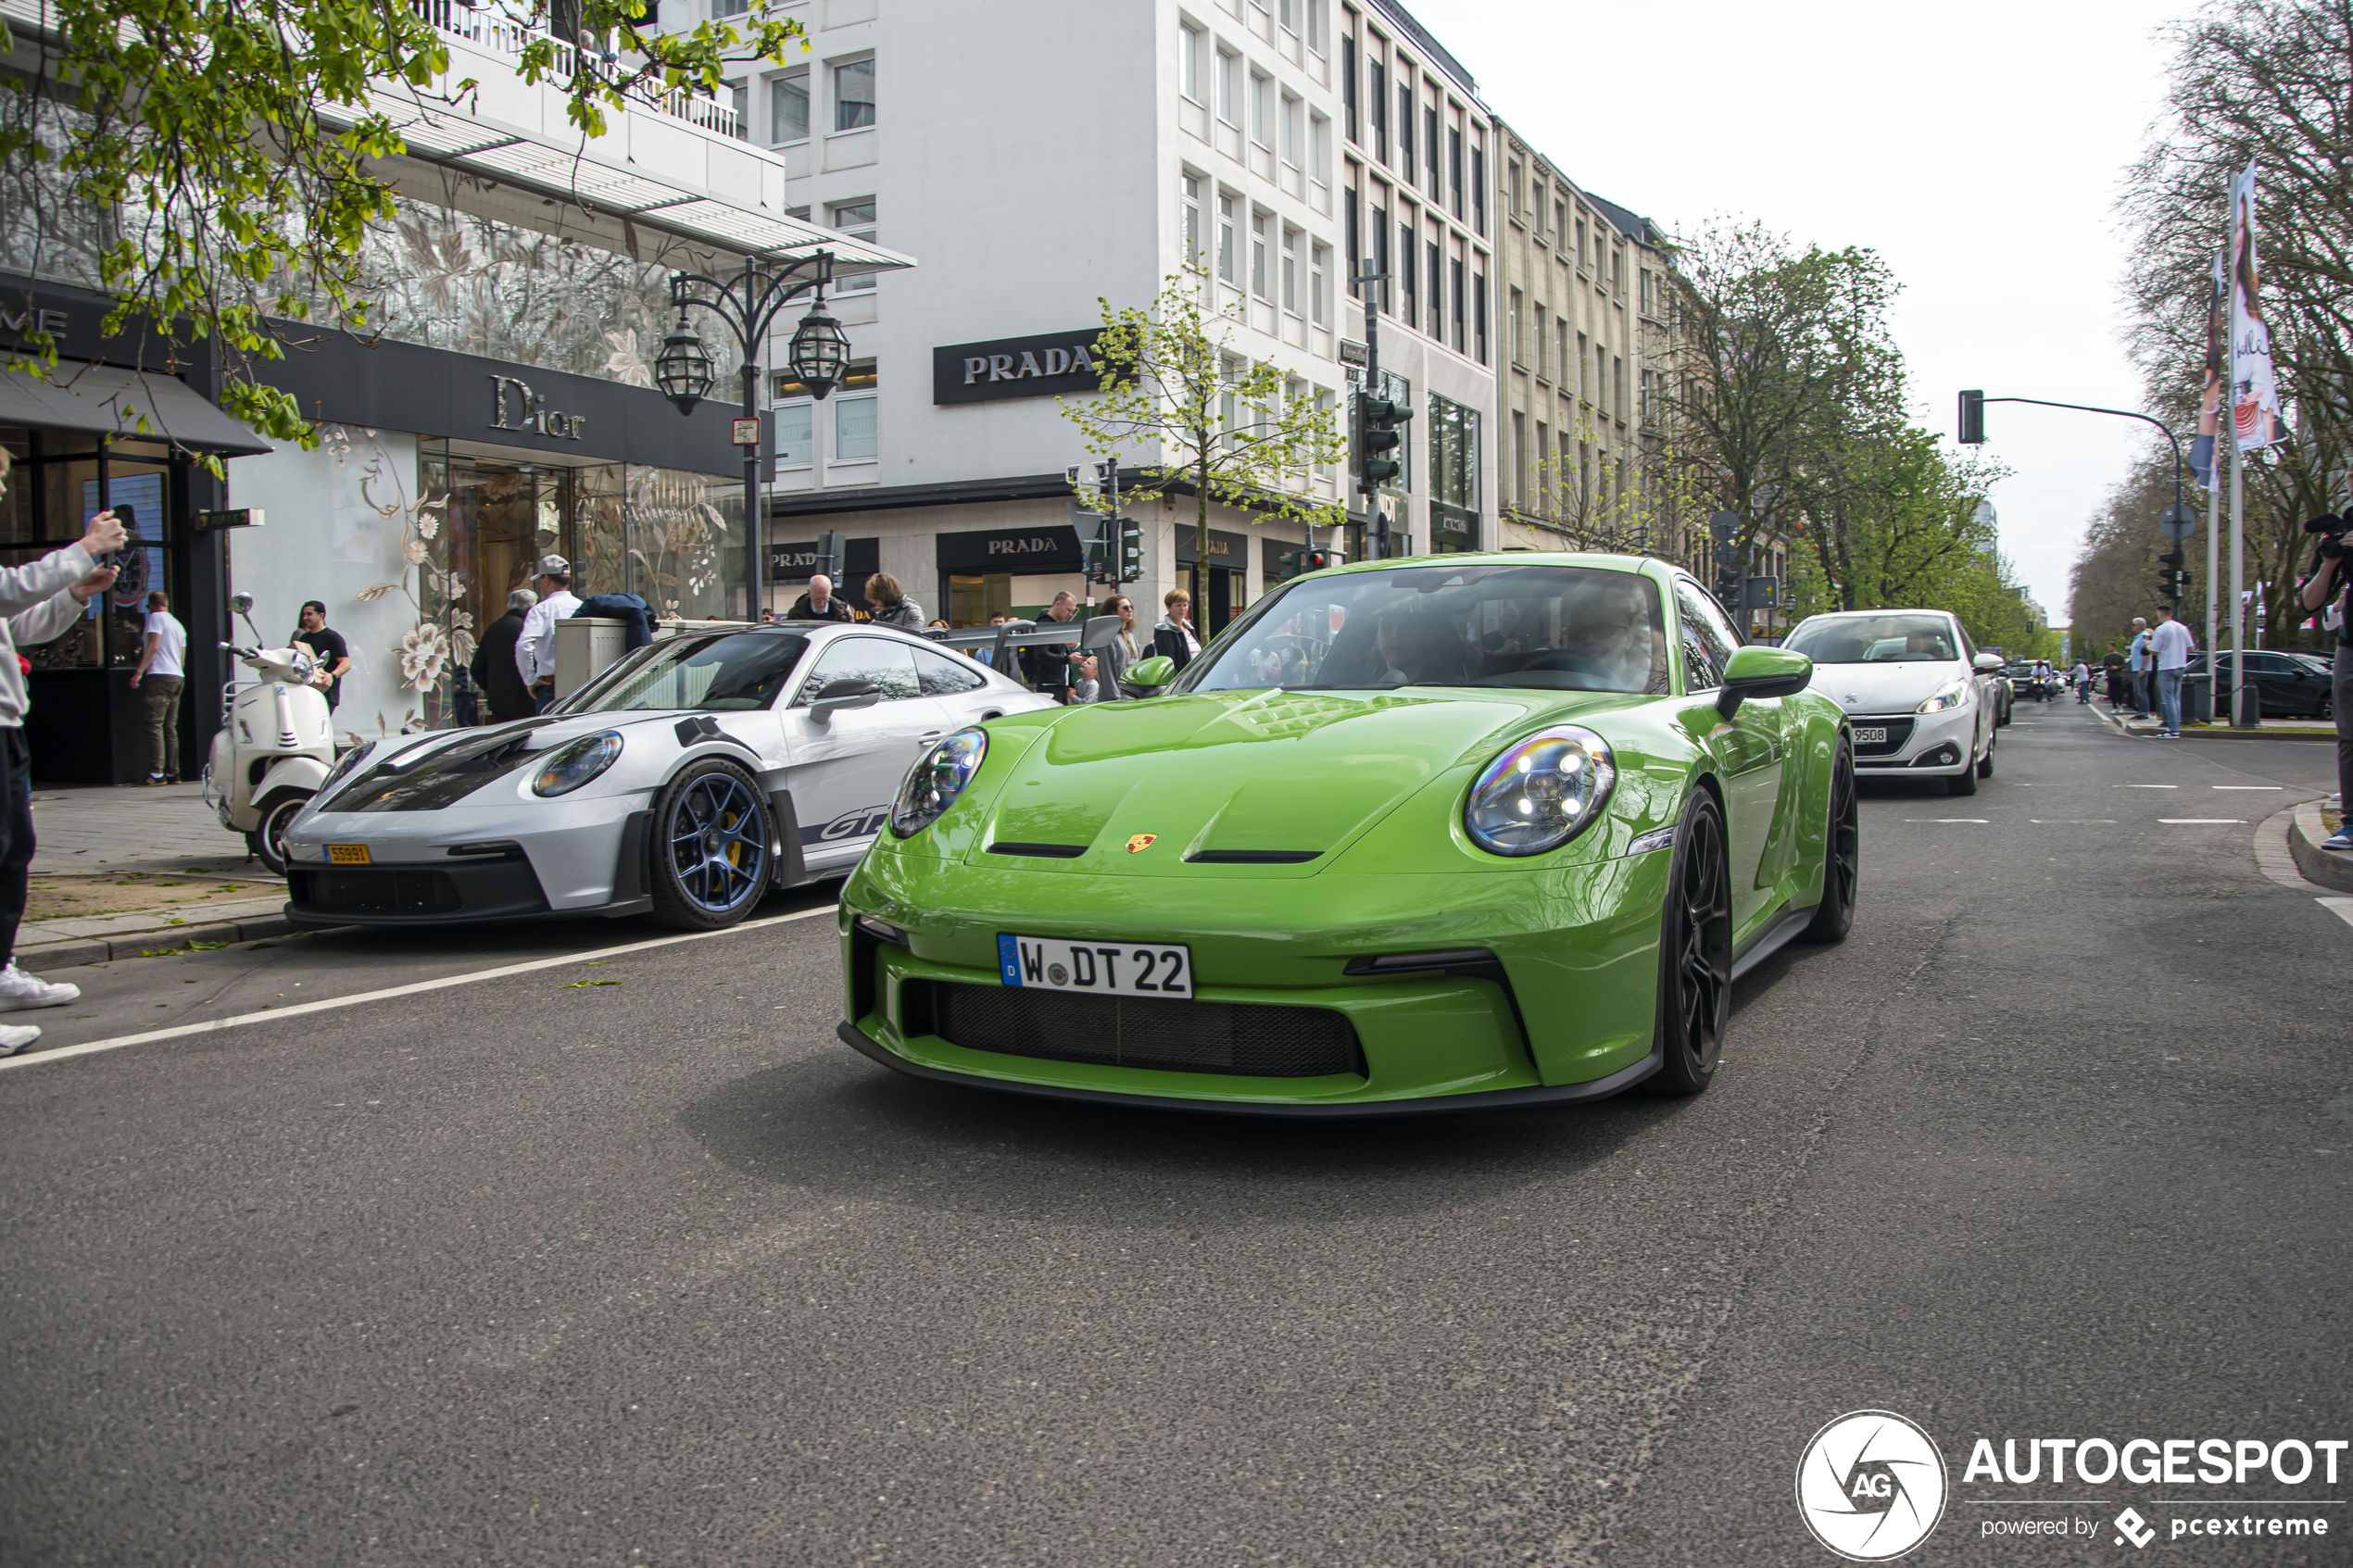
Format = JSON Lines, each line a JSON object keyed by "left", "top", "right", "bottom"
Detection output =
{"left": 1795, "top": 1410, "right": 1947, "bottom": 1561}
{"left": 1126, "top": 834, "right": 1157, "bottom": 853}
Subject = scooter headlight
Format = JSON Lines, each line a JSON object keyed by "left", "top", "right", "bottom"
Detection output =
{"left": 530, "top": 731, "right": 624, "bottom": 797}
{"left": 891, "top": 728, "right": 988, "bottom": 838}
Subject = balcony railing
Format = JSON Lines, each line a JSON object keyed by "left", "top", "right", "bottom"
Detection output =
{"left": 410, "top": 0, "right": 744, "bottom": 140}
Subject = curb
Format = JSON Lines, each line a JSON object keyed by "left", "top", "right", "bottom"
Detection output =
{"left": 2288, "top": 802, "right": 2353, "bottom": 895}
{"left": 15, "top": 912, "right": 300, "bottom": 971}
{"left": 2095, "top": 703, "right": 2335, "bottom": 741}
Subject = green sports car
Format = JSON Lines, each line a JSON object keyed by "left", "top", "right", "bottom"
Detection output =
{"left": 836, "top": 552, "right": 1856, "bottom": 1115}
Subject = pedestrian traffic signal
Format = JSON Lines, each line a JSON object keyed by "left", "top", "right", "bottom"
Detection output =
{"left": 1303, "top": 547, "right": 1339, "bottom": 572}
{"left": 1958, "top": 389, "right": 1986, "bottom": 445}
{"left": 1354, "top": 395, "right": 1412, "bottom": 492}
{"left": 1118, "top": 517, "right": 1142, "bottom": 583}
{"left": 1275, "top": 550, "right": 1302, "bottom": 582}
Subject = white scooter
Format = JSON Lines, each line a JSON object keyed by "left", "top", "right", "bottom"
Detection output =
{"left": 200, "top": 592, "right": 336, "bottom": 873}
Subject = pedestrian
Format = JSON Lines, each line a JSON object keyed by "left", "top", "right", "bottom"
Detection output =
{"left": 514, "top": 556, "right": 581, "bottom": 713}
{"left": 2147, "top": 603, "right": 2196, "bottom": 738}
{"left": 2296, "top": 521, "right": 2353, "bottom": 849}
{"left": 1024, "top": 591, "right": 1081, "bottom": 703}
{"left": 1092, "top": 595, "right": 1145, "bottom": 699}
{"left": 864, "top": 572, "right": 925, "bottom": 630}
{"left": 126, "top": 588, "right": 186, "bottom": 784}
{"left": 2128, "top": 617, "right": 2153, "bottom": 717}
{"left": 0, "top": 506, "right": 128, "bottom": 1053}
{"left": 974, "top": 611, "right": 1011, "bottom": 669}
{"left": 2072, "top": 657, "right": 2092, "bottom": 703}
{"left": 1154, "top": 587, "right": 1202, "bottom": 671}
{"left": 470, "top": 588, "right": 537, "bottom": 721}
{"left": 291, "top": 599, "right": 351, "bottom": 711}
{"left": 2100, "top": 641, "right": 2128, "bottom": 708}
{"left": 785, "top": 573, "right": 855, "bottom": 622}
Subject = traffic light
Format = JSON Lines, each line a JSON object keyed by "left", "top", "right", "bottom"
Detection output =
{"left": 1303, "top": 547, "right": 1339, "bottom": 572}
{"left": 1354, "top": 393, "right": 1413, "bottom": 492}
{"left": 1275, "top": 550, "right": 1302, "bottom": 582}
{"left": 1958, "top": 389, "right": 1986, "bottom": 445}
{"left": 1118, "top": 517, "right": 1142, "bottom": 583}
{"left": 2158, "top": 546, "right": 2189, "bottom": 601}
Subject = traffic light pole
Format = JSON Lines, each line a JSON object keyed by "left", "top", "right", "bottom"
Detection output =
{"left": 1353, "top": 269, "right": 1389, "bottom": 558}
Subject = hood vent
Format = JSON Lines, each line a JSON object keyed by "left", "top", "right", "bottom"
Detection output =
{"left": 1185, "top": 849, "right": 1322, "bottom": 864}
{"left": 987, "top": 841, "right": 1089, "bottom": 859}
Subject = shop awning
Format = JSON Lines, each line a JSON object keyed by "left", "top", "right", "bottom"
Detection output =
{"left": 0, "top": 363, "right": 273, "bottom": 456}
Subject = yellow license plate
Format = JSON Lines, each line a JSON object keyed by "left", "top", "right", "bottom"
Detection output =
{"left": 325, "top": 844, "right": 371, "bottom": 865}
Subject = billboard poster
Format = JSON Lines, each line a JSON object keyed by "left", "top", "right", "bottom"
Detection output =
{"left": 2191, "top": 248, "right": 2226, "bottom": 488}
{"left": 2228, "top": 162, "right": 2287, "bottom": 452}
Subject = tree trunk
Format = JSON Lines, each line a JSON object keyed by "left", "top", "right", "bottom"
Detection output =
{"left": 1195, "top": 449, "right": 1210, "bottom": 628}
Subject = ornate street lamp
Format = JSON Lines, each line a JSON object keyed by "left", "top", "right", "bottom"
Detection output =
{"left": 664, "top": 250, "right": 841, "bottom": 620}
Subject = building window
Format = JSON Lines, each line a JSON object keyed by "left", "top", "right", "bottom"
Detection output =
{"left": 1311, "top": 242, "right": 1330, "bottom": 326}
{"left": 1315, "top": 387, "right": 1337, "bottom": 477}
{"left": 1278, "top": 0, "right": 1297, "bottom": 31}
{"left": 1507, "top": 160, "right": 1522, "bottom": 220}
{"left": 1252, "top": 210, "right": 1271, "bottom": 300}
{"left": 1341, "top": 35, "right": 1357, "bottom": 142}
{"left": 1370, "top": 202, "right": 1389, "bottom": 313}
{"left": 1612, "top": 246, "right": 1624, "bottom": 292}
{"left": 1307, "top": 0, "right": 1327, "bottom": 55}
{"left": 771, "top": 400, "right": 813, "bottom": 470}
{"left": 1218, "top": 193, "right": 1239, "bottom": 284}
{"left": 1343, "top": 170, "right": 1360, "bottom": 295}
{"left": 830, "top": 200, "right": 876, "bottom": 292}
{"left": 1577, "top": 332, "right": 1589, "bottom": 399}
{"left": 1280, "top": 92, "right": 1302, "bottom": 168}
{"left": 1427, "top": 239, "right": 1442, "bottom": 339}
{"left": 1511, "top": 412, "right": 1526, "bottom": 507}
{"left": 1368, "top": 56, "right": 1387, "bottom": 161}
{"left": 1180, "top": 21, "right": 1205, "bottom": 103}
{"left": 1398, "top": 220, "right": 1416, "bottom": 331}
{"left": 1310, "top": 111, "right": 1330, "bottom": 185}
{"left": 1451, "top": 256, "right": 1465, "bottom": 351}
{"left": 1428, "top": 393, "right": 1480, "bottom": 543}
{"left": 1182, "top": 174, "right": 1202, "bottom": 267}
{"left": 1397, "top": 82, "right": 1415, "bottom": 182}
{"left": 1597, "top": 345, "right": 1608, "bottom": 414}
{"left": 1615, "top": 355, "right": 1626, "bottom": 418}
{"left": 1281, "top": 225, "right": 1301, "bottom": 314}
{"left": 1251, "top": 70, "right": 1272, "bottom": 149}
{"left": 1471, "top": 138, "right": 1486, "bottom": 234}
{"left": 1535, "top": 420, "right": 1549, "bottom": 507}
{"left": 834, "top": 383, "right": 877, "bottom": 462}
{"left": 1216, "top": 49, "right": 1239, "bottom": 126}
{"left": 1507, "top": 287, "right": 1522, "bottom": 365}
{"left": 1533, "top": 306, "right": 1546, "bottom": 378}
{"left": 1576, "top": 218, "right": 1588, "bottom": 269}
{"left": 1220, "top": 358, "right": 1242, "bottom": 453}
{"left": 769, "top": 68, "right": 808, "bottom": 144}
{"left": 1555, "top": 198, "right": 1568, "bottom": 249}
{"left": 1557, "top": 320, "right": 1571, "bottom": 386}
{"left": 1448, "top": 126, "right": 1463, "bottom": 219}
{"left": 1473, "top": 270, "right": 1487, "bottom": 364}
{"left": 1424, "top": 104, "right": 1441, "bottom": 199}
{"left": 833, "top": 59, "right": 875, "bottom": 132}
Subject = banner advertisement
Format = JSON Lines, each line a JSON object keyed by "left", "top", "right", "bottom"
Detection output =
{"left": 2228, "top": 161, "right": 2287, "bottom": 452}
{"left": 2192, "top": 248, "right": 2226, "bottom": 487}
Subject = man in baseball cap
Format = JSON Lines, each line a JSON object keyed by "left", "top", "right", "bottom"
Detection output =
{"left": 513, "top": 555, "right": 581, "bottom": 712}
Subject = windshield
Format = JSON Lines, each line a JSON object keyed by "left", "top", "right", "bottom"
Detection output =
{"left": 557, "top": 632, "right": 811, "bottom": 713}
{"left": 1175, "top": 563, "right": 1669, "bottom": 695}
{"left": 1783, "top": 614, "right": 1961, "bottom": 664}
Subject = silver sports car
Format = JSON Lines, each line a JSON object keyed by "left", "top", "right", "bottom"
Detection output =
{"left": 280, "top": 620, "right": 1056, "bottom": 931}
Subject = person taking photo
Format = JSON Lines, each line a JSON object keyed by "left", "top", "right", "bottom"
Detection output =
{"left": 2298, "top": 523, "right": 2353, "bottom": 850}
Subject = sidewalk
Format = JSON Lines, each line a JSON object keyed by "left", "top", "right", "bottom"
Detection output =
{"left": 2092, "top": 703, "right": 2335, "bottom": 741}
{"left": 18, "top": 784, "right": 293, "bottom": 972}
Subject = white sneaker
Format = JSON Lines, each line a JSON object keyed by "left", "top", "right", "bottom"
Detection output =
{"left": 0, "top": 1022, "right": 41, "bottom": 1055}
{"left": 0, "top": 963, "right": 80, "bottom": 1010}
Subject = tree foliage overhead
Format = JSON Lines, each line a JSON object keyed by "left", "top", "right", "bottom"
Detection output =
{"left": 0, "top": 0, "right": 804, "bottom": 452}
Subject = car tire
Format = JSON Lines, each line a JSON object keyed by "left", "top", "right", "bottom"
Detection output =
{"left": 1976, "top": 734, "right": 1995, "bottom": 779}
{"left": 1643, "top": 790, "right": 1731, "bottom": 1098}
{"left": 648, "top": 759, "right": 773, "bottom": 932}
{"left": 1800, "top": 738, "right": 1856, "bottom": 945}
{"left": 246, "top": 792, "right": 308, "bottom": 876}
{"left": 1946, "top": 736, "right": 1980, "bottom": 795}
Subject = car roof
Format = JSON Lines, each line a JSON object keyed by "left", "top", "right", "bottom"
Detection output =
{"left": 1305, "top": 549, "right": 1670, "bottom": 582}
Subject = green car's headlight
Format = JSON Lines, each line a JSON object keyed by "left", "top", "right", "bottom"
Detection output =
{"left": 1464, "top": 725, "right": 1617, "bottom": 857}
{"left": 1916, "top": 678, "right": 1969, "bottom": 714}
{"left": 892, "top": 727, "right": 988, "bottom": 838}
{"left": 530, "top": 730, "right": 623, "bottom": 797}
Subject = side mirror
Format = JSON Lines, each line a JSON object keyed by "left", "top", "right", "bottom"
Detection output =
{"left": 807, "top": 678, "right": 881, "bottom": 723}
{"left": 1714, "top": 645, "right": 1814, "bottom": 718}
{"left": 1972, "top": 651, "right": 2006, "bottom": 672}
{"left": 230, "top": 592, "right": 255, "bottom": 615}
{"left": 1125, "top": 655, "right": 1177, "bottom": 690}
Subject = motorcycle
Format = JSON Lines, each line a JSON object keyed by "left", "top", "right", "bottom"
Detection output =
{"left": 199, "top": 592, "right": 336, "bottom": 873}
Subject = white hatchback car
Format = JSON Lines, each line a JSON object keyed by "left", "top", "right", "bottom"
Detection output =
{"left": 1780, "top": 609, "right": 2007, "bottom": 796}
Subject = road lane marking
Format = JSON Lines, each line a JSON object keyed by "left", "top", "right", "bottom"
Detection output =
{"left": 2158, "top": 819, "right": 2246, "bottom": 824}
{"left": 1904, "top": 819, "right": 1989, "bottom": 823}
{"left": 2214, "top": 784, "right": 2283, "bottom": 789}
{"left": 0, "top": 905, "right": 840, "bottom": 1075}
{"left": 2116, "top": 784, "right": 2178, "bottom": 788}
{"left": 2322, "top": 898, "right": 2353, "bottom": 932}
{"left": 2030, "top": 819, "right": 2118, "bottom": 823}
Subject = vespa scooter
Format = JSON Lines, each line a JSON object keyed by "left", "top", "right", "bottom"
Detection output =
{"left": 200, "top": 592, "right": 335, "bottom": 873}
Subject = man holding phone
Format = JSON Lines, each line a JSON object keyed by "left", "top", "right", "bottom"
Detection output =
{"left": 2298, "top": 521, "right": 2353, "bottom": 851}
{"left": 0, "top": 506, "right": 129, "bottom": 1053}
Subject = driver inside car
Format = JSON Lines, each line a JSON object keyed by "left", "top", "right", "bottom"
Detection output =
{"left": 1373, "top": 609, "right": 1472, "bottom": 686}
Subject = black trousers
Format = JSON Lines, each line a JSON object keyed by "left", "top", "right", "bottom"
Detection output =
{"left": 0, "top": 726, "right": 32, "bottom": 964}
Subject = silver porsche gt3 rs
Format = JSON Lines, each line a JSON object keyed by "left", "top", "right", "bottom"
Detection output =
{"left": 280, "top": 621, "right": 1057, "bottom": 932}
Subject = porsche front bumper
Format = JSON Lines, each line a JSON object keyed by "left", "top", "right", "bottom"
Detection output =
{"left": 281, "top": 793, "right": 652, "bottom": 927}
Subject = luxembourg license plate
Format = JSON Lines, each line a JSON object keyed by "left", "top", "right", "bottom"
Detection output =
{"left": 998, "top": 934, "right": 1192, "bottom": 999}
{"left": 325, "top": 844, "right": 371, "bottom": 865}
{"left": 1853, "top": 726, "right": 1888, "bottom": 746}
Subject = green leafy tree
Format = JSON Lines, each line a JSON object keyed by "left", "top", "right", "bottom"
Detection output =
{"left": 0, "top": 0, "right": 805, "bottom": 457}
{"left": 1060, "top": 267, "right": 1347, "bottom": 607}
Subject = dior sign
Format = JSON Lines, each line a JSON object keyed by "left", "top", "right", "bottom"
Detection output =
{"left": 487, "top": 374, "right": 588, "bottom": 440}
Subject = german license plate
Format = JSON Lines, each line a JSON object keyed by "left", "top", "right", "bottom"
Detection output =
{"left": 325, "top": 844, "right": 371, "bottom": 865}
{"left": 998, "top": 935, "right": 1192, "bottom": 998}
{"left": 1853, "top": 726, "right": 1887, "bottom": 746}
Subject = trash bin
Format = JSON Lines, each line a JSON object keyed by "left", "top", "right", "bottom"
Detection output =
{"left": 2183, "top": 671, "right": 2212, "bottom": 724}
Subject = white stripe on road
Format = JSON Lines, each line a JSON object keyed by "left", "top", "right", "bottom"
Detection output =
{"left": 0, "top": 905, "right": 840, "bottom": 1075}
{"left": 1904, "top": 819, "right": 1989, "bottom": 823}
{"left": 2322, "top": 898, "right": 2353, "bottom": 932}
{"left": 2158, "top": 819, "right": 2246, "bottom": 824}
{"left": 2030, "top": 819, "right": 2118, "bottom": 824}
{"left": 2117, "top": 784, "right": 2178, "bottom": 789}
{"left": 2214, "top": 785, "right": 2283, "bottom": 790}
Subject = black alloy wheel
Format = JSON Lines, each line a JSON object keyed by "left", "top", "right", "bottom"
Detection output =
{"left": 246, "top": 792, "right": 308, "bottom": 877}
{"left": 1645, "top": 790, "right": 1732, "bottom": 1098}
{"left": 648, "top": 759, "right": 773, "bottom": 931}
{"left": 1800, "top": 738, "right": 1857, "bottom": 945}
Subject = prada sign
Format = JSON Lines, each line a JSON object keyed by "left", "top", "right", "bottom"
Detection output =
{"left": 933, "top": 329, "right": 1104, "bottom": 406}
{"left": 487, "top": 374, "right": 587, "bottom": 440}
{"left": 935, "top": 524, "right": 1083, "bottom": 575}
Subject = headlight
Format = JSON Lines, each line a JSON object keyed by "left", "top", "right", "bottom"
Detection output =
{"left": 891, "top": 727, "right": 988, "bottom": 838}
{"left": 1464, "top": 726, "right": 1617, "bottom": 857}
{"left": 317, "top": 740, "right": 376, "bottom": 801}
{"left": 1916, "top": 678, "right": 1969, "bottom": 714}
{"left": 530, "top": 730, "right": 623, "bottom": 797}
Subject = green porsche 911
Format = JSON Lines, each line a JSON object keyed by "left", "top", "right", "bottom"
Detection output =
{"left": 836, "top": 553, "right": 1856, "bottom": 1116}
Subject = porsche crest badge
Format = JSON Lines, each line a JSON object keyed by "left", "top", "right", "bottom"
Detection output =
{"left": 1126, "top": 834, "right": 1158, "bottom": 853}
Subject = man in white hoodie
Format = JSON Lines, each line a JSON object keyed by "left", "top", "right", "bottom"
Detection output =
{"left": 0, "top": 506, "right": 129, "bottom": 1055}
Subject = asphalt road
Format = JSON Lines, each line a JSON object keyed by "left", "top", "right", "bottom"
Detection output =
{"left": 2, "top": 702, "right": 2347, "bottom": 1567}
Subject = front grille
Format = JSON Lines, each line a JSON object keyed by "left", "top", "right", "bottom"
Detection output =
{"left": 291, "top": 867, "right": 464, "bottom": 915}
{"left": 902, "top": 979, "right": 1365, "bottom": 1078}
{"left": 1848, "top": 716, "right": 1915, "bottom": 757}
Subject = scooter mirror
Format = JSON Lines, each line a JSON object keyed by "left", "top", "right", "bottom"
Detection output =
{"left": 230, "top": 592, "right": 254, "bottom": 615}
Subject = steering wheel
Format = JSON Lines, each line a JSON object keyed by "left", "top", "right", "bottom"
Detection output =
{"left": 1518, "top": 650, "right": 1609, "bottom": 674}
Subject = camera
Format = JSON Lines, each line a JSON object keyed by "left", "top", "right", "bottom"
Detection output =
{"left": 2304, "top": 512, "right": 2348, "bottom": 560}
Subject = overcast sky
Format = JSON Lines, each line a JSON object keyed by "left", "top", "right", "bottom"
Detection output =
{"left": 1406, "top": 0, "right": 2188, "bottom": 627}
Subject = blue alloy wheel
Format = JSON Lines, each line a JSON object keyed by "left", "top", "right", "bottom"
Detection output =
{"left": 649, "top": 759, "right": 772, "bottom": 929}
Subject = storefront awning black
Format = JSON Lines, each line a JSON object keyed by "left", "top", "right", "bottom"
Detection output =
{"left": 0, "top": 363, "right": 272, "bottom": 456}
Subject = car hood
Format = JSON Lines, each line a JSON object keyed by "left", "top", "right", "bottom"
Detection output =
{"left": 319, "top": 711, "right": 684, "bottom": 813}
{"left": 1804, "top": 660, "right": 1969, "bottom": 715}
{"left": 973, "top": 686, "right": 1630, "bottom": 874}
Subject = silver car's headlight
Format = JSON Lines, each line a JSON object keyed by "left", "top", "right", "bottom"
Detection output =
{"left": 530, "top": 730, "right": 623, "bottom": 797}
{"left": 1916, "top": 678, "right": 1969, "bottom": 714}
{"left": 891, "top": 727, "right": 988, "bottom": 838}
{"left": 1464, "top": 726, "right": 1617, "bottom": 857}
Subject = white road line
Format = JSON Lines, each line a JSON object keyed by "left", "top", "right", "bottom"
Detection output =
{"left": 1905, "top": 818, "right": 1990, "bottom": 823}
{"left": 2213, "top": 784, "right": 2283, "bottom": 790}
{"left": 2030, "top": 819, "right": 2119, "bottom": 824}
{"left": 2321, "top": 898, "right": 2353, "bottom": 931}
{"left": 0, "top": 905, "right": 840, "bottom": 1075}
{"left": 2158, "top": 819, "right": 2246, "bottom": 824}
{"left": 2117, "top": 784, "right": 2178, "bottom": 789}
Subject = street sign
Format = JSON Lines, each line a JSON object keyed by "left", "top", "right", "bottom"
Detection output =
{"left": 2158, "top": 503, "right": 2198, "bottom": 540}
{"left": 1708, "top": 509, "right": 1740, "bottom": 542}
{"left": 1742, "top": 576, "right": 1780, "bottom": 610}
{"left": 730, "top": 417, "right": 761, "bottom": 446}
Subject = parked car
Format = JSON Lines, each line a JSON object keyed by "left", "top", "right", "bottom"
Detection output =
{"left": 1781, "top": 608, "right": 2004, "bottom": 794}
{"left": 2188, "top": 649, "right": 2334, "bottom": 719}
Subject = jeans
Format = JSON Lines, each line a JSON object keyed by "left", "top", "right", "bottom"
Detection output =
{"left": 141, "top": 673, "right": 184, "bottom": 778}
{"left": 2334, "top": 641, "right": 2352, "bottom": 813}
{"left": 532, "top": 680, "right": 556, "bottom": 714}
{"left": 2157, "top": 668, "right": 2184, "bottom": 734}
{"left": 0, "top": 726, "right": 32, "bottom": 963}
{"left": 2133, "top": 670, "right": 2151, "bottom": 715}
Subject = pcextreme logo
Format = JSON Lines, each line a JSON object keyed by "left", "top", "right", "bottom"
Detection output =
{"left": 1796, "top": 1410, "right": 1949, "bottom": 1562}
